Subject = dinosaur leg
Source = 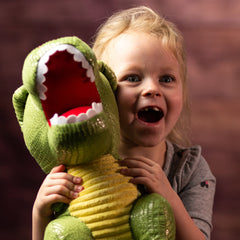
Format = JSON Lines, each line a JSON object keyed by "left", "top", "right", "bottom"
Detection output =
{"left": 44, "top": 215, "right": 94, "bottom": 240}
{"left": 130, "top": 193, "right": 176, "bottom": 240}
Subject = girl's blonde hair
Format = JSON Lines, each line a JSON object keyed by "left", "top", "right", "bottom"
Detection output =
{"left": 92, "top": 6, "right": 191, "bottom": 147}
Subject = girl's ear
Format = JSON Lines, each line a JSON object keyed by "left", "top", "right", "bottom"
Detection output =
{"left": 97, "top": 60, "right": 117, "bottom": 92}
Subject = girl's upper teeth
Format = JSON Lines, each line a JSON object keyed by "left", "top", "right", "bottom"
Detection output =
{"left": 152, "top": 107, "right": 160, "bottom": 111}
{"left": 143, "top": 107, "right": 160, "bottom": 112}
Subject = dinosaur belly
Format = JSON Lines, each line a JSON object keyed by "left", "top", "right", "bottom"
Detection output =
{"left": 67, "top": 154, "right": 139, "bottom": 240}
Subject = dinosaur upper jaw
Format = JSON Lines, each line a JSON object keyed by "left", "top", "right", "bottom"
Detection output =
{"left": 36, "top": 44, "right": 102, "bottom": 126}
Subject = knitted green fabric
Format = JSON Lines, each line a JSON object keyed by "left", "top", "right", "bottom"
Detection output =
{"left": 13, "top": 36, "right": 175, "bottom": 239}
{"left": 13, "top": 36, "right": 119, "bottom": 173}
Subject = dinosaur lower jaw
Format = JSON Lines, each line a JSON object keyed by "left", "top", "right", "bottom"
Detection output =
{"left": 50, "top": 102, "right": 103, "bottom": 126}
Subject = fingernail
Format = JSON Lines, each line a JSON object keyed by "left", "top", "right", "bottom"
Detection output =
{"left": 75, "top": 186, "right": 84, "bottom": 192}
{"left": 72, "top": 192, "right": 79, "bottom": 198}
{"left": 74, "top": 177, "right": 82, "bottom": 183}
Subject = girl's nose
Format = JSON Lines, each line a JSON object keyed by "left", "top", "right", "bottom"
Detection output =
{"left": 142, "top": 80, "right": 161, "bottom": 97}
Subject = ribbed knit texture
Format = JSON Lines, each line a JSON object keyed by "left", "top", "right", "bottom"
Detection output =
{"left": 68, "top": 154, "right": 138, "bottom": 240}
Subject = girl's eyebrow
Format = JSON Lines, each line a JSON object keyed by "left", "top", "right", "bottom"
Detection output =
{"left": 160, "top": 67, "right": 178, "bottom": 74}
{"left": 119, "top": 63, "right": 141, "bottom": 71}
{"left": 116, "top": 64, "right": 141, "bottom": 77}
{"left": 117, "top": 60, "right": 180, "bottom": 76}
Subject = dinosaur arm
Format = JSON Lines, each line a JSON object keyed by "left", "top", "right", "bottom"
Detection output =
{"left": 12, "top": 85, "right": 29, "bottom": 129}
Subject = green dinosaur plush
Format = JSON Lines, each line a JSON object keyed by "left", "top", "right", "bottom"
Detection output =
{"left": 13, "top": 36, "right": 176, "bottom": 239}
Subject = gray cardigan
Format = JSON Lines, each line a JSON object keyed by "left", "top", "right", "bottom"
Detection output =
{"left": 163, "top": 141, "right": 216, "bottom": 240}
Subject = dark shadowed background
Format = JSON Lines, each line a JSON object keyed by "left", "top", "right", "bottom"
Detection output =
{"left": 1, "top": 0, "right": 239, "bottom": 239}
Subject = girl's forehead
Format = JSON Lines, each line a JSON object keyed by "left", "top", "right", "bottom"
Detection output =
{"left": 109, "top": 31, "right": 185, "bottom": 83}
{"left": 106, "top": 32, "right": 173, "bottom": 57}
{"left": 106, "top": 32, "right": 178, "bottom": 64}
{"left": 102, "top": 32, "right": 180, "bottom": 79}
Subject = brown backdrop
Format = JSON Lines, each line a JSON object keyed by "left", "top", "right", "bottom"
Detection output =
{"left": 1, "top": 0, "right": 239, "bottom": 239}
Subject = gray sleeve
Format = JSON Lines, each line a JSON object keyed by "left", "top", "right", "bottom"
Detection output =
{"left": 178, "top": 152, "right": 216, "bottom": 240}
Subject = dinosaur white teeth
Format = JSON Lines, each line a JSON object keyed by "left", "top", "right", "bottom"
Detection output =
{"left": 58, "top": 116, "right": 67, "bottom": 125}
{"left": 37, "top": 44, "right": 95, "bottom": 100}
{"left": 37, "top": 84, "right": 48, "bottom": 100}
{"left": 77, "top": 114, "right": 88, "bottom": 122}
{"left": 73, "top": 54, "right": 83, "bottom": 62}
{"left": 58, "top": 44, "right": 68, "bottom": 51}
{"left": 39, "top": 58, "right": 49, "bottom": 75}
{"left": 92, "top": 102, "right": 103, "bottom": 114}
{"left": 66, "top": 115, "right": 77, "bottom": 124}
{"left": 86, "top": 68, "right": 95, "bottom": 83}
{"left": 66, "top": 45, "right": 78, "bottom": 55}
{"left": 37, "top": 55, "right": 49, "bottom": 100}
{"left": 37, "top": 74, "right": 46, "bottom": 84}
{"left": 49, "top": 113, "right": 58, "bottom": 125}
{"left": 86, "top": 109, "right": 96, "bottom": 119}
{"left": 50, "top": 102, "right": 103, "bottom": 126}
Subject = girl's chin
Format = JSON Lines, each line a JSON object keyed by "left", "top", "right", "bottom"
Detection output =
{"left": 120, "top": 120, "right": 168, "bottom": 147}
{"left": 121, "top": 133, "right": 165, "bottom": 148}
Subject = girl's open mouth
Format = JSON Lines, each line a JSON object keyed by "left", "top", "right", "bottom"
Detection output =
{"left": 137, "top": 107, "right": 164, "bottom": 123}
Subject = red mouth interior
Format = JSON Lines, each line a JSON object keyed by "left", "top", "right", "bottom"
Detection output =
{"left": 40, "top": 50, "right": 100, "bottom": 124}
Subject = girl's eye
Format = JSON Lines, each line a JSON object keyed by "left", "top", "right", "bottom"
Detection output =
{"left": 124, "top": 75, "right": 140, "bottom": 82}
{"left": 160, "top": 75, "right": 175, "bottom": 83}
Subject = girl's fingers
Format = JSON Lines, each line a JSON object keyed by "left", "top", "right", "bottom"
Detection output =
{"left": 45, "top": 183, "right": 83, "bottom": 199}
{"left": 46, "top": 166, "right": 83, "bottom": 191}
{"left": 44, "top": 193, "right": 73, "bottom": 206}
{"left": 120, "top": 156, "right": 157, "bottom": 167}
{"left": 119, "top": 157, "right": 171, "bottom": 195}
{"left": 42, "top": 165, "right": 84, "bottom": 200}
{"left": 120, "top": 167, "right": 153, "bottom": 179}
{"left": 34, "top": 165, "right": 84, "bottom": 218}
{"left": 120, "top": 157, "right": 159, "bottom": 174}
{"left": 50, "top": 164, "right": 66, "bottom": 174}
{"left": 120, "top": 157, "right": 161, "bottom": 176}
{"left": 48, "top": 171, "right": 82, "bottom": 185}
{"left": 44, "top": 177, "right": 82, "bottom": 191}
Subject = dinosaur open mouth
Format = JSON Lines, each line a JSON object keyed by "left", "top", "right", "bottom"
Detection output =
{"left": 37, "top": 44, "right": 102, "bottom": 126}
{"left": 137, "top": 107, "right": 164, "bottom": 123}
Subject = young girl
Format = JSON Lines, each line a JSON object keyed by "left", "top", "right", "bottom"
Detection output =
{"left": 32, "top": 6, "right": 216, "bottom": 240}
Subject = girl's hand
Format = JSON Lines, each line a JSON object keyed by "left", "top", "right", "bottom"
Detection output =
{"left": 119, "top": 156, "right": 174, "bottom": 200}
{"left": 33, "top": 165, "right": 83, "bottom": 219}
{"left": 120, "top": 157, "right": 206, "bottom": 240}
